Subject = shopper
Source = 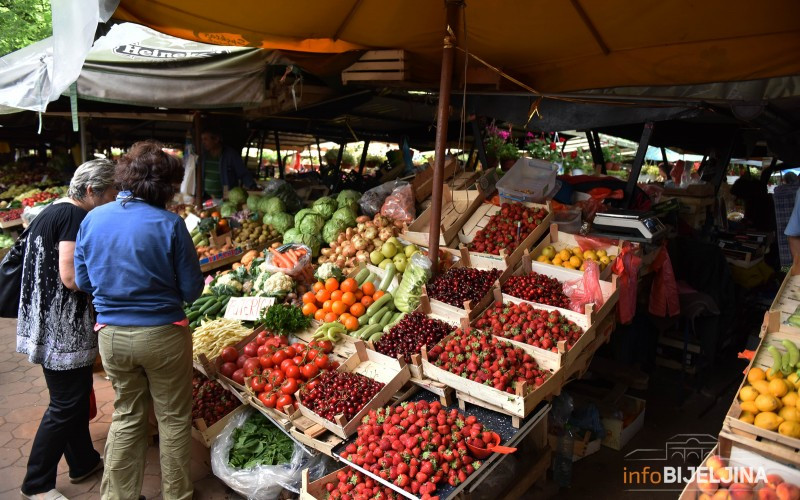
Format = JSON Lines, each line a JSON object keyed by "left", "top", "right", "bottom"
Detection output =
{"left": 17, "top": 159, "right": 118, "bottom": 500}
{"left": 74, "top": 141, "right": 204, "bottom": 500}
{"left": 200, "top": 128, "right": 257, "bottom": 199}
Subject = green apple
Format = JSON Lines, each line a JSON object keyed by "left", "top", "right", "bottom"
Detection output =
{"left": 370, "top": 249, "right": 385, "bottom": 265}
{"left": 379, "top": 258, "right": 392, "bottom": 269}
{"left": 381, "top": 241, "right": 398, "bottom": 258}
{"left": 404, "top": 244, "right": 419, "bottom": 258}
{"left": 392, "top": 253, "right": 408, "bottom": 272}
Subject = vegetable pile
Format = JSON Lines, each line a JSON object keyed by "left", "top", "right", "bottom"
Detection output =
{"left": 468, "top": 203, "right": 548, "bottom": 255}
{"left": 191, "top": 318, "right": 252, "bottom": 361}
{"left": 340, "top": 400, "right": 489, "bottom": 495}
{"left": 475, "top": 301, "right": 584, "bottom": 352}
{"left": 427, "top": 329, "right": 549, "bottom": 393}
{"left": 502, "top": 272, "right": 569, "bottom": 308}
{"left": 321, "top": 467, "right": 402, "bottom": 500}
{"left": 299, "top": 370, "right": 385, "bottom": 423}
{"left": 228, "top": 412, "right": 294, "bottom": 469}
{"left": 374, "top": 312, "right": 455, "bottom": 361}
{"left": 192, "top": 370, "right": 239, "bottom": 427}
{"left": 426, "top": 267, "right": 501, "bottom": 309}
{"left": 258, "top": 304, "right": 310, "bottom": 335}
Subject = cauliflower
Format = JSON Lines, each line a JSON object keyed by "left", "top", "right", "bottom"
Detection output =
{"left": 254, "top": 272, "right": 294, "bottom": 297}
{"left": 211, "top": 273, "right": 243, "bottom": 296}
{"left": 314, "top": 263, "right": 343, "bottom": 282}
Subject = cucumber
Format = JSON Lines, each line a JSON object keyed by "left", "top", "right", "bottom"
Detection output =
{"left": 354, "top": 268, "right": 371, "bottom": 286}
{"left": 366, "top": 293, "right": 393, "bottom": 317}
{"left": 368, "top": 306, "right": 389, "bottom": 325}
{"left": 379, "top": 263, "right": 396, "bottom": 291}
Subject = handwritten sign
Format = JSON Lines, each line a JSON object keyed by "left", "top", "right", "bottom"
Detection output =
{"left": 224, "top": 296, "right": 275, "bottom": 321}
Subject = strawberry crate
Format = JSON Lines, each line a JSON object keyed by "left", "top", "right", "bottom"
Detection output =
{"left": 403, "top": 185, "right": 485, "bottom": 248}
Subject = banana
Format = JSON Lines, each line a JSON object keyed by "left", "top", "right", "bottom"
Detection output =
{"left": 768, "top": 345, "right": 783, "bottom": 378}
{"left": 782, "top": 340, "right": 800, "bottom": 368}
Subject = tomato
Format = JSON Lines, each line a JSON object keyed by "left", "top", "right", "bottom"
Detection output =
{"left": 315, "top": 354, "right": 330, "bottom": 369}
{"left": 301, "top": 363, "right": 319, "bottom": 380}
{"left": 285, "top": 365, "right": 301, "bottom": 379}
{"left": 220, "top": 346, "right": 239, "bottom": 363}
{"left": 276, "top": 394, "right": 294, "bottom": 412}
{"left": 259, "top": 392, "right": 277, "bottom": 408}
{"left": 271, "top": 351, "right": 287, "bottom": 365}
{"left": 259, "top": 354, "right": 274, "bottom": 369}
{"left": 319, "top": 340, "right": 334, "bottom": 353}
{"left": 250, "top": 376, "right": 267, "bottom": 392}
{"left": 281, "top": 378, "right": 299, "bottom": 395}
{"left": 280, "top": 358, "right": 297, "bottom": 372}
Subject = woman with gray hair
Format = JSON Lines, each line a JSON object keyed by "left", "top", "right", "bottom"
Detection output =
{"left": 17, "top": 158, "right": 118, "bottom": 500}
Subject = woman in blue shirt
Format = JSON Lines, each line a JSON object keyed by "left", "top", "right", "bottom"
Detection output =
{"left": 75, "top": 141, "right": 204, "bottom": 500}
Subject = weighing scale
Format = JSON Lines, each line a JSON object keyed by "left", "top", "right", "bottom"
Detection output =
{"left": 590, "top": 208, "right": 667, "bottom": 243}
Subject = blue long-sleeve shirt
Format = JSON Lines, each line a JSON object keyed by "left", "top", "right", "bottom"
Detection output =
{"left": 74, "top": 192, "right": 204, "bottom": 326}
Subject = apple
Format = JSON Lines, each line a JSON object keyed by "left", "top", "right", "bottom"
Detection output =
{"left": 381, "top": 241, "right": 398, "bottom": 258}
{"left": 393, "top": 254, "right": 407, "bottom": 272}
{"left": 404, "top": 244, "right": 419, "bottom": 258}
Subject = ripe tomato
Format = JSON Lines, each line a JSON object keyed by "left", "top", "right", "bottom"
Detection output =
{"left": 285, "top": 364, "right": 301, "bottom": 379}
{"left": 281, "top": 378, "right": 299, "bottom": 395}
{"left": 259, "top": 392, "right": 277, "bottom": 408}
{"left": 276, "top": 394, "right": 294, "bottom": 412}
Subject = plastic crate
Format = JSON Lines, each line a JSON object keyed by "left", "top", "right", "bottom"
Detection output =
{"left": 496, "top": 158, "right": 559, "bottom": 203}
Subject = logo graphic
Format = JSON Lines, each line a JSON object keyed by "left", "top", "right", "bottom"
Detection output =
{"left": 624, "top": 434, "right": 718, "bottom": 462}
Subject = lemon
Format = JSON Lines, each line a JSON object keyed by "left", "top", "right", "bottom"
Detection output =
{"left": 748, "top": 367, "right": 767, "bottom": 384}
{"left": 770, "top": 379, "right": 789, "bottom": 398}
{"left": 754, "top": 412, "right": 784, "bottom": 431}
{"left": 752, "top": 380, "right": 771, "bottom": 395}
{"left": 569, "top": 256, "right": 582, "bottom": 268}
{"left": 552, "top": 256, "right": 563, "bottom": 266}
{"left": 558, "top": 249, "right": 572, "bottom": 261}
{"left": 739, "top": 386, "right": 759, "bottom": 402}
{"left": 755, "top": 394, "right": 781, "bottom": 412}
{"left": 740, "top": 401, "right": 759, "bottom": 413}
{"left": 779, "top": 421, "right": 800, "bottom": 438}
{"left": 782, "top": 392, "right": 799, "bottom": 408}
{"left": 739, "top": 411, "right": 756, "bottom": 424}
{"left": 597, "top": 249, "right": 607, "bottom": 257}
{"left": 779, "top": 406, "right": 800, "bottom": 422}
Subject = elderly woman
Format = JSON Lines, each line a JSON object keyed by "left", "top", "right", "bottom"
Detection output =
{"left": 17, "top": 159, "right": 118, "bottom": 500}
{"left": 75, "top": 141, "right": 203, "bottom": 500}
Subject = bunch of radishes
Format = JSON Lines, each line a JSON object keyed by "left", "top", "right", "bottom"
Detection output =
{"left": 475, "top": 301, "right": 584, "bottom": 352}
{"left": 318, "top": 214, "right": 403, "bottom": 274}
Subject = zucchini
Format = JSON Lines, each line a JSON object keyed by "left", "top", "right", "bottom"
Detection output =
{"left": 379, "top": 263, "right": 396, "bottom": 291}
{"left": 354, "top": 268, "right": 370, "bottom": 286}
{"left": 366, "top": 292, "right": 393, "bottom": 316}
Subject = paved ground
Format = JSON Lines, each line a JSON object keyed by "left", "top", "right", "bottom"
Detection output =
{"left": 0, "top": 318, "right": 237, "bottom": 500}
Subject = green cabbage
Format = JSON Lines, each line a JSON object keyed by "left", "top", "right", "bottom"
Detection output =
{"left": 263, "top": 212, "right": 294, "bottom": 234}
{"left": 263, "top": 197, "right": 285, "bottom": 215}
{"left": 283, "top": 228, "right": 301, "bottom": 244}
{"left": 246, "top": 195, "right": 261, "bottom": 212}
{"left": 312, "top": 196, "right": 338, "bottom": 219}
{"left": 295, "top": 209, "right": 325, "bottom": 235}
{"left": 228, "top": 187, "right": 247, "bottom": 205}
{"left": 322, "top": 219, "right": 347, "bottom": 244}
{"left": 336, "top": 190, "right": 361, "bottom": 212}
{"left": 331, "top": 207, "right": 357, "bottom": 227}
{"left": 220, "top": 201, "right": 237, "bottom": 218}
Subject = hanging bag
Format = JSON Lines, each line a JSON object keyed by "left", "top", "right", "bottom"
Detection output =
{"left": 0, "top": 228, "right": 28, "bottom": 318}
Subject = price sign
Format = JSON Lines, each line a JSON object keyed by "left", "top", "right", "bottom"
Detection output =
{"left": 224, "top": 296, "right": 275, "bottom": 321}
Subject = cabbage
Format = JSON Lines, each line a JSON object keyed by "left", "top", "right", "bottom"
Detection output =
{"left": 322, "top": 219, "right": 347, "bottom": 244}
{"left": 219, "top": 201, "right": 237, "bottom": 218}
{"left": 331, "top": 207, "right": 357, "bottom": 227}
{"left": 283, "top": 228, "right": 301, "bottom": 244}
{"left": 228, "top": 187, "right": 247, "bottom": 205}
{"left": 263, "top": 212, "right": 294, "bottom": 234}
{"left": 312, "top": 196, "right": 338, "bottom": 219}
{"left": 246, "top": 195, "right": 261, "bottom": 212}
{"left": 336, "top": 190, "right": 361, "bottom": 212}
{"left": 263, "top": 197, "right": 285, "bottom": 215}
{"left": 290, "top": 232, "right": 322, "bottom": 257}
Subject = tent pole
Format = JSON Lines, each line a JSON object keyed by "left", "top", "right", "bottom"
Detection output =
{"left": 624, "top": 122, "right": 654, "bottom": 208}
{"left": 428, "top": 0, "right": 461, "bottom": 275}
{"left": 193, "top": 112, "right": 204, "bottom": 206}
{"left": 274, "top": 131, "right": 284, "bottom": 179}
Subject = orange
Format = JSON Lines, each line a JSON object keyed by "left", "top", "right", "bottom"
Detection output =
{"left": 361, "top": 282, "right": 376, "bottom": 296}
{"left": 343, "top": 316, "right": 359, "bottom": 331}
{"left": 302, "top": 303, "right": 318, "bottom": 316}
{"left": 312, "top": 281, "right": 325, "bottom": 293}
{"left": 314, "top": 309, "right": 326, "bottom": 321}
{"left": 330, "top": 290, "right": 344, "bottom": 302}
{"left": 325, "top": 278, "right": 339, "bottom": 292}
{"left": 350, "top": 303, "right": 366, "bottom": 317}
{"left": 323, "top": 312, "right": 338, "bottom": 323}
{"left": 361, "top": 296, "right": 374, "bottom": 308}
{"left": 302, "top": 292, "right": 317, "bottom": 304}
{"left": 341, "top": 292, "right": 356, "bottom": 306}
{"left": 322, "top": 300, "right": 333, "bottom": 312}
{"left": 340, "top": 278, "right": 358, "bottom": 293}
{"left": 373, "top": 290, "right": 385, "bottom": 300}
{"left": 332, "top": 301, "right": 348, "bottom": 315}
{"left": 315, "top": 289, "right": 331, "bottom": 304}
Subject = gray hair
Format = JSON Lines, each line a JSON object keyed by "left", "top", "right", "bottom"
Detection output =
{"left": 68, "top": 159, "right": 116, "bottom": 200}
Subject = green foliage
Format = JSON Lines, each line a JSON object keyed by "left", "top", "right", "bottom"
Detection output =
{"left": 0, "top": 0, "right": 52, "bottom": 57}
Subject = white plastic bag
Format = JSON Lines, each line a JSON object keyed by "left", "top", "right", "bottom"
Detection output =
{"left": 210, "top": 407, "right": 314, "bottom": 499}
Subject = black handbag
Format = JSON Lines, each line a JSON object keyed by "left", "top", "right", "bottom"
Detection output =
{"left": 0, "top": 229, "right": 27, "bottom": 318}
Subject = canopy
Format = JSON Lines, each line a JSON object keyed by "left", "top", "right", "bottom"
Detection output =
{"left": 114, "top": 0, "right": 800, "bottom": 93}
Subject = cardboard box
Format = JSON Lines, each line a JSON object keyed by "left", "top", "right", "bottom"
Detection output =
{"left": 601, "top": 395, "right": 646, "bottom": 450}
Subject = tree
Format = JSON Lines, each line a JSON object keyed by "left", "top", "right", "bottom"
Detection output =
{"left": 0, "top": 0, "right": 52, "bottom": 58}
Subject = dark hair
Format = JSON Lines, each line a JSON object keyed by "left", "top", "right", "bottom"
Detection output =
{"left": 116, "top": 140, "right": 183, "bottom": 207}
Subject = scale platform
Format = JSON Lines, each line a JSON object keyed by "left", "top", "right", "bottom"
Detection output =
{"left": 590, "top": 209, "right": 667, "bottom": 243}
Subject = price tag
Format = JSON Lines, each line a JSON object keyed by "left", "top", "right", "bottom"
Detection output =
{"left": 224, "top": 296, "right": 275, "bottom": 321}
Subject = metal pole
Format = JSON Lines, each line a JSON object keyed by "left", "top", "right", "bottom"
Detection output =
{"left": 274, "top": 131, "right": 284, "bottom": 179}
{"left": 193, "top": 112, "right": 204, "bottom": 206}
{"left": 624, "top": 122, "right": 654, "bottom": 208}
{"left": 427, "top": 1, "right": 461, "bottom": 274}
{"left": 359, "top": 140, "right": 370, "bottom": 175}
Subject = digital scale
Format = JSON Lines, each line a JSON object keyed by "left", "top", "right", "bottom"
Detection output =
{"left": 590, "top": 208, "right": 667, "bottom": 243}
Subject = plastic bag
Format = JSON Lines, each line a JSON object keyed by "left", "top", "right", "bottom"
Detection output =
{"left": 210, "top": 407, "right": 319, "bottom": 499}
{"left": 261, "top": 244, "right": 313, "bottom": 283}
{"left": 359, "top": 181, "right": 407, "bottom": 217}
{"left": 563, "top": 260, "right": 605, "bottom": 314}
{"left": 394, "top": 253, "right": 433, "bottom": 312}
{"left": 648, "top": 245, "right": 680, "bottom": 318}
{"left": 611, "top": 243, "right": 641, "bottom": 325}
{"left": 380, "top": 183, "right": 415, "bottom": 222}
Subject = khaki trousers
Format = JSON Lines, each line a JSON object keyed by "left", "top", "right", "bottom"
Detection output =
{"left": 98, "top": 324, "right": 193, "bottom": 500}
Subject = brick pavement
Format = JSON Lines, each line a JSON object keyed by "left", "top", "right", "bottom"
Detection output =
{"left": 0, "top": 318, "right": 237, "bottom": 500}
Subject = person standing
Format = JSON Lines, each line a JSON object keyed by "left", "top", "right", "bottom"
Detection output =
{"left": 17, "top": 159, "right": 118, "bottom": 500}
{"left": 74, "top": 141, "right": 204, "bottom": 500}
{"left": 199, "top": 129, "right": 257, "bottom": 199}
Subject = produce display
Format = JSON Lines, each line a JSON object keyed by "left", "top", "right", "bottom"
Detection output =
{"left": 299, "top": 370, "right": 385, "bottom": 423}
{"left": 468, "top": 203, "right": 548, "bottom": 255}
{"left": 227, "top": 412, "right": 294, "bottom": 469}
{"left": 427, "top": 329, "right": 549, "bottom": 393}
{"left": 192, "top": 370, "right": 239, "bottom": 427}
{"left": 0, "top": 208, "right": 24, "bottom": 222}
{"left": 231, "top": 219, "right": 280, "bottom": 248}
{"left": 737, "top": 347, "right": 800, "bottom": 438}
{"left": 475, "top": 301, "right": 584, "bottom": 352}
{"left": 258, "top": 304, "right": 310, "bottom": 336}
{"left": 319, "top": 467, "right": 403, "bottom": 500}
{"left": 692, "top": 455, "right": 800, "bottom": 500}
{"left": 374, "top": 312, "right": 455, "bottom": 361}
{"left": 318, "top": 214, "right": 404, "bottom": 275}
{"left": 536, "top": 244, "right": 613, "bottom": 272}
{"left": 427, "top": 267, "right": 501, "bottom": 309}
{"left": 191, "top": 318, "right": 253, "bottom": 361}
{"left": 339, "top": 400, "right": 488, "bottom": 495}
{"left": 502, "top": 273, "right": 570, "bottom": 308}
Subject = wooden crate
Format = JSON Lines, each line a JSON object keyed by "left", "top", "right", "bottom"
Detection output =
{"left": 456, "top": 201, "right": 552, "bottom": 271}
{"left": 341, "top": 50, "right": 409, "bottom": 84}
{"left": 420, "top": 331, "right": 562, "bottom": 424}
{"left": 294, "top": 341, "right": 411, "bottom": 438}
{"left": 300, "top": 466, "right": 351, "bottom": 500}
{"left": 403, "top": 185, "right": 485, "bottom": 248}
{"left": 530, "top": 224, "right": 620, "bottom": 280}
{"left": 191, "top": 403, "right": 247, "bottom": 448}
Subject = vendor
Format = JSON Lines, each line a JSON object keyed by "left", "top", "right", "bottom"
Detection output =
{"left": 200, "top": 129, "right": 257, "bottom": 199}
